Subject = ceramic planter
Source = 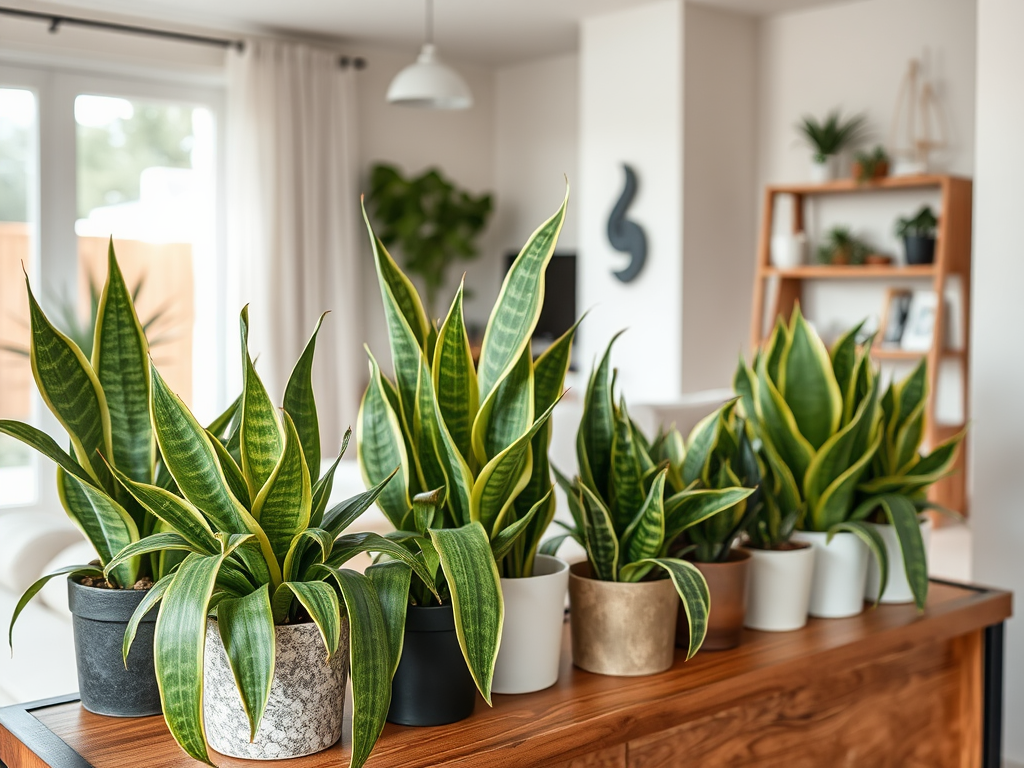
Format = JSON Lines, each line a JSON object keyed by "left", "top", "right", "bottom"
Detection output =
{"left": 203, "top": 619, "right": 349, "bottom": 759}
{"left": 388, "top": 603, "right": 476, "bottom": 726}
{"left": 493, "top": 554, "right": 569, "bottom": 694}
{"left": 568, "top": 562, "right": 678, "bottom": 676}
{"left": 67, "top": 577, "right": 161, "bottom": 717}
{"left": 864, "top": 517, "right": 933, "bottom": 604}
{"left": 809, "top": 155, "right": 838, "bottom": 183}
{"left": 903, "top": 235, "right": 936, "bottom": 265}
{"left": 677, "top": 550, "right": 750, "bottom": 651}
{"left": 792, "top": 530, "right": 869, "bottom": 618}
{"left": 743, "top": 543, "right": 815, "bottom": 632}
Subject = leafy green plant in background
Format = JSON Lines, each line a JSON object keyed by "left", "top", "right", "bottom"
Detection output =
{"left": 368, "top": 163, "right": 493, "bottom": 317}
{"left": 104, "top": 307, "right": 412, "bottom": 768}
{"left": 816, "top": 225, "right": 871, "bottom": 266}
{"left": 797, "top": 109, "right": 867, "bottom": 162}
{"left": 895, "top": 205, "right": 938, "bottom": 238}
{"left": 542, "top": 335, "right": 753, "bottom": 660}
{"left": 853, "top": 145, "right": 889, "bottom": 181}
{"left": 356, "top": 190, "right": 574, "bottom": 703}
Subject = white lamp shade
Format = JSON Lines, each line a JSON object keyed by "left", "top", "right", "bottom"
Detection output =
{"left": 387, "top": 43, "right": 473, "bottom": 109}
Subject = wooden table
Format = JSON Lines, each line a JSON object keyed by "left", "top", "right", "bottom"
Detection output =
{"left": 0, "top": 579, "right": 1011, "bottom": 768}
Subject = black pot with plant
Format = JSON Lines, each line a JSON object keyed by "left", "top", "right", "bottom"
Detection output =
{"left": 895, "top": 206, "right": 938, "bottom": 265}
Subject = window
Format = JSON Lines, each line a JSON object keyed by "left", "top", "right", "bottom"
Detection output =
{"left": 0, "top": 64, "right": 226, "bottom": 510}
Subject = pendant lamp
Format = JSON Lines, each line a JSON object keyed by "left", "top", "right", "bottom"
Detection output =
{"left": 387, "top": 0, "right": 472, "bottom": 109}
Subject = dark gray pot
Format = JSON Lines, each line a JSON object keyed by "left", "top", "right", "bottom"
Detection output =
{"left": 903, "top": 235, "right": 936, "bottom": 265}
{"left": 67, "top": 577, "right": 161, "bottom": 717}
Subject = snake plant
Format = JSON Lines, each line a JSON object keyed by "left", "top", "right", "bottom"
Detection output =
{"left": 357, "top": 188, "right": 576, "bottom": 702}
{"left": 103, "top": 308, "right": 419, "bottom": 768}
{"left": 5, "top": 242, "right": 195, "bottom": 640}
{"left": 542, "top": 335, "right": 754, "bottom": 660}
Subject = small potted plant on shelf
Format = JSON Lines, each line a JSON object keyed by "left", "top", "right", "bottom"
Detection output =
{"left": 357, "top": 191, "right": 574, "bottom": 709}
{"left": 852, "top": 145, "right": 890, "bottom": 182}
{"left": 105, "top": 307, "right": 417, "bottom": 767}
{"left": 816, "top": 226, "right": 871, "bottom": 266}
{"left": 544, "top": 335, "right": 751, "bottom": 676}
{"left": 4, "top": 243, "right": 183, "bottom": 718}
{"left": 796, "top": 109, "right": 867, "bottom": 182}
{"left": 895, "top": 205, "right": 938, "bottom": 265}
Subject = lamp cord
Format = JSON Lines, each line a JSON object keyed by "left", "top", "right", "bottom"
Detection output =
{"left": 425, "top": 0, "right": 433, "bottom": 45}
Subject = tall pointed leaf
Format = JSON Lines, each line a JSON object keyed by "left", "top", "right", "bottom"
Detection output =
{"left": 472, "top": 346, "right": 533, "bottom": 466}
{"left": 620, "top": 558, "right": 709, "bottom": 660}
{"left": 578, "top": 484, "right": 619, "bottom": 582}
{"left": 432, "top": 280, "right": 478, "bottom": 463}
{"left": 778, "top": 309, "right": 842, "bottom": 449}
{"left": 579, "top": 332, "right": 623, "bottom": 498}
{"left": 58, "top": 469, "right": 138, "bottom": 586}
{"left": 283, "top": 313, "right": 327, "bottom": 474}
{"left": 217, "top": 585, "right": 275, "bottom": 741}
{"left": 239, "top": 307, "right": 284, "bottom": 498}
{"left": 251, "top": 412, "right": 312, "bottom": 564}
{"left": 0, "top": 420, "right": 97, "bottom": 486}
{"left": 622, "top": 470, "right": 667, "bottom": 564}
{"left": 365, "top": 561, "right": 412, "bottom": 676}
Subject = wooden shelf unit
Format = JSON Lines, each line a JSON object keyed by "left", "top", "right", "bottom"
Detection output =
{"left": 750, "top": 174, "right": 973, "bottom": 513}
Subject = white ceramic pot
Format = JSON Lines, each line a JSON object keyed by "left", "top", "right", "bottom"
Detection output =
{"left": 864, "top": 517, "right": 933, "bottom": 604}
{"left": 809, "top": 155, "right": 838, "bottom": 183}
{"left": 770, "top": 232, "right": 809, "bottom": 269}
{"left": 743, "top": 544, "right": 815, "bottom": 632}
{"left": 492, "top": 554, "right": 569, "bottom": 694}
{"left": 204, "top": 618, "right": 349, "bottom": 760}
{"left": 792, "top": 530, "right": 869, "bottom": 618}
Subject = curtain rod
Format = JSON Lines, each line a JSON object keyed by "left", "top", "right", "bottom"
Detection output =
{"left": 0, "top": 6, "right": 367, "bottom": 69}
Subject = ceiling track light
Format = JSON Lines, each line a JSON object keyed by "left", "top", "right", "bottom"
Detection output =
{"left": 386, "top": 0, "right": 472, "bottom": 110}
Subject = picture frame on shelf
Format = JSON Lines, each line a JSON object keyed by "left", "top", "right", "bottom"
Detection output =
{"left": 900, "top": 290, "right": 939, "bottom": 352}
{"left": 880, "top": 288, "right": 913, "bottom": 347}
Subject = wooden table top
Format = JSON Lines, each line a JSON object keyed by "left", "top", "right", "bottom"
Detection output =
{"left": 0, "top": 580, "right": 1011, "bottom": 768}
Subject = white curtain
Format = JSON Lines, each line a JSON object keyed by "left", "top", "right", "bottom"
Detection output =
{"left": 226, "top": 39, "right": 362, "bottom": 456}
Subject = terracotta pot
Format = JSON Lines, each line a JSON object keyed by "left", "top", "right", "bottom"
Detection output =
{"left": 568, "top": 562, "right": 678, "bottom": 676}
{"left": 744, "top": 542, "right": 815, "bottom": 632}
{"left": 677, "top": 550, "right": 750, "bottom": 651}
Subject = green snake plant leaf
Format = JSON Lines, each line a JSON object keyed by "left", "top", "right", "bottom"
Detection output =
{"left": 859, "top": 430, "right": 964, "bottom": 497}
{"left": 763, "top": 316, "right": 789, "bottom": 385}
{"left": 538, "top": 533, "right": 572, "bottom": 557}
{"left": 477, "top": 187, "right": 568, "bottom": 400}
{"left": 609, "top": 399, "right": 646, "bottom": 530}
{"left": 830, "top": 320, "right": 864, "bottom": 423}
{"left": 619, "top": 557, "right": 709, "bottom": 660}
{"left": 876, "top": 493, "right": 928, "bottom": 609}
{"left": 26, "top": 278, "right": 112, "bottom": 482}
{"left": 734, "top": 356, "right": 757, "bottom": 422}
{"left": 682, "top": 408, "right": 723, "bottom": 486}
{"left": 281, "top": 580, "right": 341, "bottom": 658}
{"left": 756, "top": 356, "right": 814, "bottom": 486}
{"left": 216, "top": 585, "right": 276, "bottom": 741}
{"left": 327, "top": 532, "right": 439, "bottom": 598}
{"left": 206, "top": 394, "right": 242, "bottom": 441}
{"left": 0, "top": 420, "right": 98, "bottom": 487}
{"left": 827, "top": 520, "right": 889, "bottom": 605}
{"left": 282, "top": 528, "right": 334, "bottom": 582}
{"left": 622, "top": 469, "right": 667, "bottom": 565}
{"left": 896, "top": 360, "right": 928, "bottom": 432}
{"left": 534, "top": 314, "right": 584, "bottom": 415}
{"left": 356, "top": 349, "right": 411, "bottom": 528}
{"left": 92, "top": 242, "right": 154, "bottom": 485}
{"left": 778, "top": 308, "right": 842, "bottom": 449}
{"left": 311, "top": 448, "right": 345, "bottom": 529}
{"left": 490, "top": 490, "right": 547, "bottom": 562}
{"left": 432, "top": 279, "right": 478, "bottom": 464}
{"left": 206, "top": 429, "right": 251, "bottom": 509}
{"left": 282, "top": 313, "right": 327, "bottom": 475}
{"left": 322, "top": 467, "right": 401, "bottom": 539}
{"left": 9, "top": 563, "right": 103, "bottom": 649}
{"left": 153, "top": 551, "right": 225, "bottom": 766}
{"left": 579, "top": 331, "right": 624, "bottom": 498}
{"left": 664, "top": 487, "right": 756, "bottom": 544}
{"left": 428, "top": 523, "right": 504, "bottom": 703}
{"left": 123, "top": 573, "right": 173, "bottom": 664}
{"left": 57, "top": 469, "right": 138, "bottom": 587}
{"left": 578, "top": 484, "right": 619, "bottom": 582}
{"left": 895, "top": 401, "right": 927, "bottom": 472}
{"left": 472, "top": 345, "right": 534, "bottom": 467}
{"left": 365, "top": 561, "right": 412, "bottom": 676}
{"left": 811, "top": 430, "right": 883, "bottom": 531}
{"left": 239, "top": 307, "right": 284, "bottom": 498}
{"left": 251, "top": 412, "right": 312, "bottom": 565}
{"left": 103, "top": 532, "right": 196, "bottom": 579}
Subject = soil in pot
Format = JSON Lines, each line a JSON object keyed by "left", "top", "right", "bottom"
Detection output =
{"left": 68, "top": 576, "right": 161, "bottom": 717}
{"left": 388, "top": 602, "right": 476, "bottom": 726}
{"left": 568, "top": 562, "right": 678, "bottom": 676}
{"left": 743, "top": 542, "right": 815, "bottom": 633}
{"left": 677, "top": 550, "right": 750, "bottom": 651}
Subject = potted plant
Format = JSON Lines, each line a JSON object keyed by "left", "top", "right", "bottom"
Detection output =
{"left": 852, "top": 145, "right": 890, "bottom": 182}
{"left": 368, "top": 163, "right": 493, "bottom": 317}
{"left": 657, "top": 402, "right": 761, "bottom": 650}
{"left": 816, "top": 226, "right": 871, "bottom": 266}
{"left": 357, "top": 193, "right": 573, "bottom": 707}
{"left": 895, "top": 205, "right": 938, "bottom": 265}
{"left": 797, "top": 109, "right": 867, "bottom": 182}
{"left": 854, "top": 360, "right": 965, "bottom": 607}
{"left": 3, "top": 244, "right": 188, "bottom": 717}
{"left": 544, "top": 335, "right": 751, "bottom": 676}
{"left": 103, "top": 307, "right": 424, "bottom": 766}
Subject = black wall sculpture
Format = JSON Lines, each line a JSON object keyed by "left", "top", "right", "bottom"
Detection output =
{"left": 607, "top": 164, "right": 647, "bottom": 283}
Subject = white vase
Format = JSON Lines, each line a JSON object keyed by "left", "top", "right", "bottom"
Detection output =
{"left": 809, "top": 155, "right": 838, "bottom": 183}
{"left": 792, "top": 530, "right": 869, "bottom": 618}
{"left": 743, "top": 544, "right": 815, "bottom": 632}
{"left": 771, "top": 232, "right": 809, "bottom": 269}
{"left": 864, "top": 517, "right": 933, "bottom": 604}
{"left": 492, "top": 554, "right": 569, "bottom": 694}
{"left": 203, "top": 619, "right": 349, "bottom": 760}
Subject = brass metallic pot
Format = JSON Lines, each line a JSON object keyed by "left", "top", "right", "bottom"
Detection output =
{"left": 568, "top": 562, "right": 678, "bottom": 676}
{"left": 676, "top": 549, "right": 750, "bottom": 651}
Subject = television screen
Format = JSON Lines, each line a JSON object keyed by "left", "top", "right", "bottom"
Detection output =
{"left": 504, "top": 251, "right": 577, "bottom": 345}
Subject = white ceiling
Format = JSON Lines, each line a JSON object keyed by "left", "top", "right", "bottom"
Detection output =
{"left": 33, "top": 0, "right": 856, "bottom": 66}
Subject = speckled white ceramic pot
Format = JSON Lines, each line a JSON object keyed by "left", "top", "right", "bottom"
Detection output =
{"left": 203, "top": 618, "right": 349, "bottom": 760}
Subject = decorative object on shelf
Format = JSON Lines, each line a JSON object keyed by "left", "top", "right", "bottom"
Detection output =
{"left": 368, "top": 163, "right": 493, "bottom": 317}
{"left": 889, "top": 59, "right": 946, "bottom": 176}
{"left": 896, "top": 205, "right": 938, "bottom": 265}
{"left": 607, "top": 164, "right": 647, "bottom": 283}
{"left": 359, "top": 189, "right": 575, "bottom": 702}
{"left": 864, "top": 253, "right": 893, "bottom": 266}
{"left": 387, "top": 0, "right": 472, "bottom": 109}
{"left": 900, "top": 290, "right": 938, "bottom": 352}
{"left": 106, "top": 307, "right": 407, "bottom": 767}
{"left": 545, "top": 335, "right": 752, "bottom": 674}
{"left": 796, "top": 109, "right": 867, "bottom": 182}
{"left": 816, "top": 226, "right": 871, "bottom": 266}
{"left": 881, "top": 288, "right": 913, "bottom": 346}
{"left": 852, "top": 145, "right": 890, "bottom": 182}
{"left": 3, "top": 243, "right": 183, "bottom": 718}
{"left": 770, "top": 231, "right": 808, "bottom": 269}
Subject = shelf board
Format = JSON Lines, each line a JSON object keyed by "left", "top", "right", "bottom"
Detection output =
{"left": 767, "top": 174, "right": 966, "bottom": 196}
{"left": 871, "top": 346, "right": 965, "bottom": 361}
{"left": 761, "top": 265, "right": 936, "bottom": 279}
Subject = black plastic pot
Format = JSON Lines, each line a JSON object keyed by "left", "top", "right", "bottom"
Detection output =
{"left": 903, "top": 235, "right": 936, "bottom": 265}
{"left": 67, "top": 577, "right": 161, "bottom": 717}
{"left": 387, "top": 603, "right": 476, "bottom": 726}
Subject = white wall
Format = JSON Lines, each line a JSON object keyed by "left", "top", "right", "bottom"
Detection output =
{"left": 579, "top": 0, "right": 685, "bottom": 402}
{"left": 682, "top": 4, "right": 758, "bottom": 393}
{"left": 971, "top": 0, "right": 1024, "bottom": 761}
